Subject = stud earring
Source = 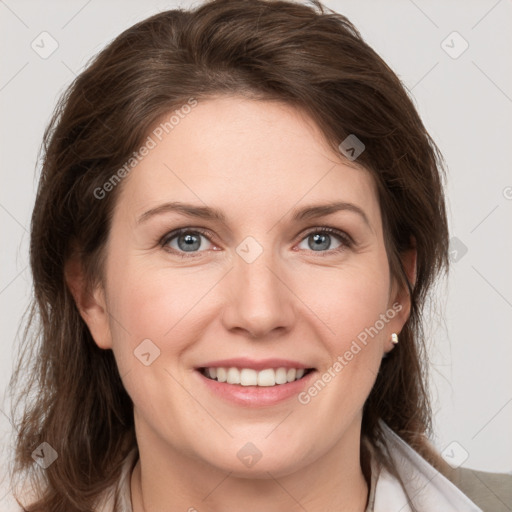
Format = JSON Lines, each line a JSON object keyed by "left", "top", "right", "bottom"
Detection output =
{"left": 391, "top": 333, "right": 399, "bottom": 345}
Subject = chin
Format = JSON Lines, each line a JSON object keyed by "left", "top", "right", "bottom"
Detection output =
{"left": 197, "top": 443, "right": 311, "bottom": 479}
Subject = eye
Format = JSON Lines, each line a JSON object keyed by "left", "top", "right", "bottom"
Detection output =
{"left": 296, "top": 227, "right": 353, "bottom": 254}
{"left": 161, "top": 228, "right": 215, "bottom": 256}
{"left": 160, "top": 226, "right": 353, "bottom": 258}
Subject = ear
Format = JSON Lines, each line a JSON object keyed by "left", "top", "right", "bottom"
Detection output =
{"left": 64, "top": 254, "right": 113, "bottom": 350}
{"left": 384, "top": 246, "right": 417, "bottom": 353}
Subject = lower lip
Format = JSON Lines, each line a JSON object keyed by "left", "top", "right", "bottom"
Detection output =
{"left": 195, "top": 369, "right": 317, "bottom": 407}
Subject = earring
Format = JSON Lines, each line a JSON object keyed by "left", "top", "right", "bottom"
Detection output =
{"left": 391, "top": 333, "right": 399, "bottom": 345}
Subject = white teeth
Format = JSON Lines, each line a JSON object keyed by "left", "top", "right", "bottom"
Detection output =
{"left": 275, "top": 367, "right": 288, "bottom": 384}
{"left": 216, "top": 367, "right": 227, "bottom": 382}
{"left": 202, "top": 366, "right": 311, "bottom": 386}
{"left": 240, "top": 368, "right": 257, "bottom": 386}
{"left": 257, "top": 369, "right": 275, "bottom": 387}
{"left": 227, "top": 367, "right": 240, "bottom": 384}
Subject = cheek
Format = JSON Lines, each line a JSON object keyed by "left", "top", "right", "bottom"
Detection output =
{"left": 105, "top": 258, "right": 223, "bottom": 358}
{"left": 301, "top": 257, "right": 391, "bottom": 344}
{"left": 103, "top": 262, "right": 216, "bottom": 425}
{"left": 293, "top": 264, "right": 390, "bottom": 424}
{"left": 297, "top": 255, "right": 391, "bottom": 395}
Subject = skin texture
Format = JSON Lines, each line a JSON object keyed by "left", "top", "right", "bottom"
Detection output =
{"left": 70, "top": 97, "right": 414, "bottom": 512}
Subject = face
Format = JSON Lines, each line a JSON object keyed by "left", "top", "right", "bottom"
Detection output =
{"left": 79, "top": 96, "right": 411, "bottom": 478}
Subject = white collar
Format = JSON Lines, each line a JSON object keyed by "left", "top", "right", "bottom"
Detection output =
{"left": 367, "top": 421, "right": 483, "bottom": 511}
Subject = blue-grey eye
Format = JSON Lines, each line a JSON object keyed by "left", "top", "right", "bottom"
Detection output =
{"left": 298, "top": 231, "right": 344, "bottom": 252}
{"left": 165, "top": 230, "right": 213, "bottom": 253}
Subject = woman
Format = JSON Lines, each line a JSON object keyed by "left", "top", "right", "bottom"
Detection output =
{"left": 7, "top": 0, "right": 489, "bottom": 510}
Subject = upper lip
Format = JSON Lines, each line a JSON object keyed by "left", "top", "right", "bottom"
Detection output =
{"left": 196, "top": 358, "right": 315, "bottom": 371}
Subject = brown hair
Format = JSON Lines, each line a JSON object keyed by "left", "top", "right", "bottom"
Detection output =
{"left": 8, "top": 0, "right": 450, "bottom": 510}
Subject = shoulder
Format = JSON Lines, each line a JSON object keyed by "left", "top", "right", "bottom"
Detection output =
{"left": 447, "top": 466, "right": 512, "bottom": 512}
{"left": 370, "top": 421, "right": 488, "bottom": 512}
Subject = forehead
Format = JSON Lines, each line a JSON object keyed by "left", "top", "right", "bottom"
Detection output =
{"left": 115, "top": 97, "right": 381, "bottom": 227}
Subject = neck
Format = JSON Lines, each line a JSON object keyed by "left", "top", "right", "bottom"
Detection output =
{"left": 130, "top": 420, "right": 370, "bottom": 512}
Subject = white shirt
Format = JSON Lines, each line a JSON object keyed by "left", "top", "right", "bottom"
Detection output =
{"left": 365, "top": 422, "right": 483, "bottom": 511}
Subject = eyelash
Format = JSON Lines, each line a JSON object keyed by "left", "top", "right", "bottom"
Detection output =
{"left": 159, "top": 226, "right": 354, "bottom": 259}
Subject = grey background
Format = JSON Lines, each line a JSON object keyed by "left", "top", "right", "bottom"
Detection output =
{"left": 1, "top": 0, "right": 511, "bottom": 506}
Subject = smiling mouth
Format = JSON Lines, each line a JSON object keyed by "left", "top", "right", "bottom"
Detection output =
{"left": 198, "top": 367, "right": 315, "bottom": 387}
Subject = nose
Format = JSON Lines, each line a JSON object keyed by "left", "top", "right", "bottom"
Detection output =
{"left": 221, "top": 244, "right": 296, "bottom": 339}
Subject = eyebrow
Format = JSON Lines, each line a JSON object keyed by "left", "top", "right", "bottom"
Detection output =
{"left": 137, "top": 200, "right": 371, "bottom": 229}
